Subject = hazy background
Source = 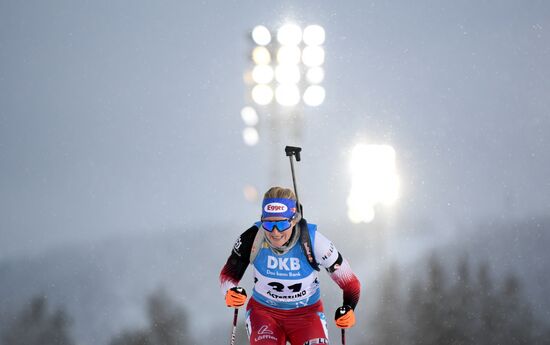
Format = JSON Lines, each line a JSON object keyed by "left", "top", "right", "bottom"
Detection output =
{"left": 1, "top": 1, "right": 549, "bottom": 345}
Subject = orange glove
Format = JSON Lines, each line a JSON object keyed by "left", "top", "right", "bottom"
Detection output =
{"left": 334, "top": 305, "right": 355, "bottom": 328}
{"left": 225, "top": 287, "right": 247, "bottom": 308}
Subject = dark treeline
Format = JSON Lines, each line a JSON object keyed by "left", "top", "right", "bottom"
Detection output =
{"left": 2, "top": 255, "right": 550, "bottom": 345}
{"left": 1, "top": 289, "right": 192, "bottom": 345}
{"left": 368, "top": 254, "right": 550, "bottom": 345}
{"left": 1, "top": 296, "right": 74, "bottom": 345}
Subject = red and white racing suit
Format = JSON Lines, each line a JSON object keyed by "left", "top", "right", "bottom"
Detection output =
{"left": 220, "top": 223, "right": 361, "bottom": 345}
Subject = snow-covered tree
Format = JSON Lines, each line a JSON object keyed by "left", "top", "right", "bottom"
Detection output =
{"left": 109, "top": 288, "right": 190, "bottom": 345}
{"left": 1, "top": 295, "right": 75, "bottom": 345}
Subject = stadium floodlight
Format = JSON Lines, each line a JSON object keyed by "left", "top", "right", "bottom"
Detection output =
{"left": 302, "top": 46, "right": 325, "bottom": 67}
{"left": 277, "top": 24, "right": 302, "bottom": 45}
{"left": 347, "top": 195, "right": 376, "bottom": 224}
{"left": 303, "top": 85, "right": 326, "bottom": 106}
{"left": 242, "top": 23, "right": 327, "bottom": 194}
{"left": 276, "top": 46, "right": 301, "bottom": 65}
{"left": 275, "top": 84, "right": 301, "bottom": 106}
{"left": 247, "top": 23, "right": 326, "bottom": 110}
{"left": 275, "top": 64, "right": 301, "bottom": 84}
{"left": 241, "top": 106, "right": 259, "bottom": 126}
{"left": 252, "top": 65, "right": 274, "bottom": 84}
{"left": 252, "top": 46, "right": 271, "bottom": 65}
{"left": 306, "top": 67, "right": 324, "bottom": 84}
{"left": 252, "top": 25, "right": 271, "bottom": 46}
{"left": 303, "top": 25, "right": 325, "bottom": 46}
{"left": 347, "top": 144, "right": 399, "bottom": 223}
{"left": 251, "top": 84, "right": 274, "bottom": 105}
{"left": 243, "top": 127, "right": 259, "bottom": 146}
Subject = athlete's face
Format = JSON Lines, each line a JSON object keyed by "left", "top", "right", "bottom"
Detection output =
{"left": 262, "top": 216, "right": 296, "bottom": 247}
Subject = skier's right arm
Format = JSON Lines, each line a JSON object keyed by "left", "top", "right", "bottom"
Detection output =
{"left": 219, "top": 225, "right": 258, "bottom": 295}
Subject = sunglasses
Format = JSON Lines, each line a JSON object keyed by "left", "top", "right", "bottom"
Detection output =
{"left": 261, "top": 219, "right": 293, "bottom": 232}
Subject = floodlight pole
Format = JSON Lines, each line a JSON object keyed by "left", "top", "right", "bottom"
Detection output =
{"left": 246, "top": 24, "right": 325, "bottom": 185}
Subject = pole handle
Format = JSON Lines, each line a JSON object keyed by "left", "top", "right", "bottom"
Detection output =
{"left": 285, "top": 146, "right": 302, "bottom": 161}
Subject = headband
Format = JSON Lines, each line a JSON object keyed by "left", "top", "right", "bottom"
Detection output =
{"left": 261, "top": 198, "right": 297, "bottom": 219}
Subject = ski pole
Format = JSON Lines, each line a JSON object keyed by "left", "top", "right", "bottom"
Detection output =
{"left": 230, "top": 308, "right": 239, "bottom": 345}
{"left": 341, "top": 329, "right": 346, "bottom": 345}
{"left": 284, "top": 146, "right": 302, "bottom": 214}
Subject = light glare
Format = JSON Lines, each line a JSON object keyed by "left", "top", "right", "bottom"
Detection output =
{"left": 347, "top": 144, "right": 400, "bottom": 223}
{"left": 275, "top": 84, "right": 300, "bottom": 106}
{"left": 252, "top": 65, "right": 274, "bottom": 84}
{"left": 303, "top": 85, "right": 325, "bottom": 106}
{"left": 275, "top": 65, "right": 301, "bottom": 84}
{"left": 277, "top": 24, "right": 302, "bottom": 45}
{"left": 277, "top": 46, "right": 301, "bottom": 65}
{"left": 347, "top": 202, "right": 375, "bottom": 224}
{"left": 303, "top": 25, "right": 325, "bottom": 46}
{"left": 251, "top": 84, "right": 273, "bottom": 105}
{"left": 252, "top": 25, "right": 271, "bottom": 46}
{"left": 240, "top": 106, "right": 259, "bottom": 126}
{"left": 306, "top": 67, "right": 325, "bottom": 84}
{"left": 243, "top": 127, "right": 259, "bottom": 146}
{"left": 243, "top": 184, "right": 259, "bottom": 202}
{"left": 302, "top": 46, "right": 325, "bottom": 67}
{"left": 252, "top": 46, "right": 271, "bottom": 65}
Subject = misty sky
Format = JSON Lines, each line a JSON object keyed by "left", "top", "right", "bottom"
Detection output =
{"left": 1, "top": 1, "right": 549, "bottom": 259}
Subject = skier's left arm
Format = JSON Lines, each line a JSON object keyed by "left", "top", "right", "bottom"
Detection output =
{"left": 314, "top": 232, "right": 361, "bottom": 314}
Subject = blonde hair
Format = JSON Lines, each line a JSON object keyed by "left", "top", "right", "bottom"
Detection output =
{"left": 263, "top": 186, "right": 296, "bottom": 200}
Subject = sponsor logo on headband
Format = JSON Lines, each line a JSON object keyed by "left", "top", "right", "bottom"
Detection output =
{"left": 264, "top": 203, "right": 288, "bottom": 213}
